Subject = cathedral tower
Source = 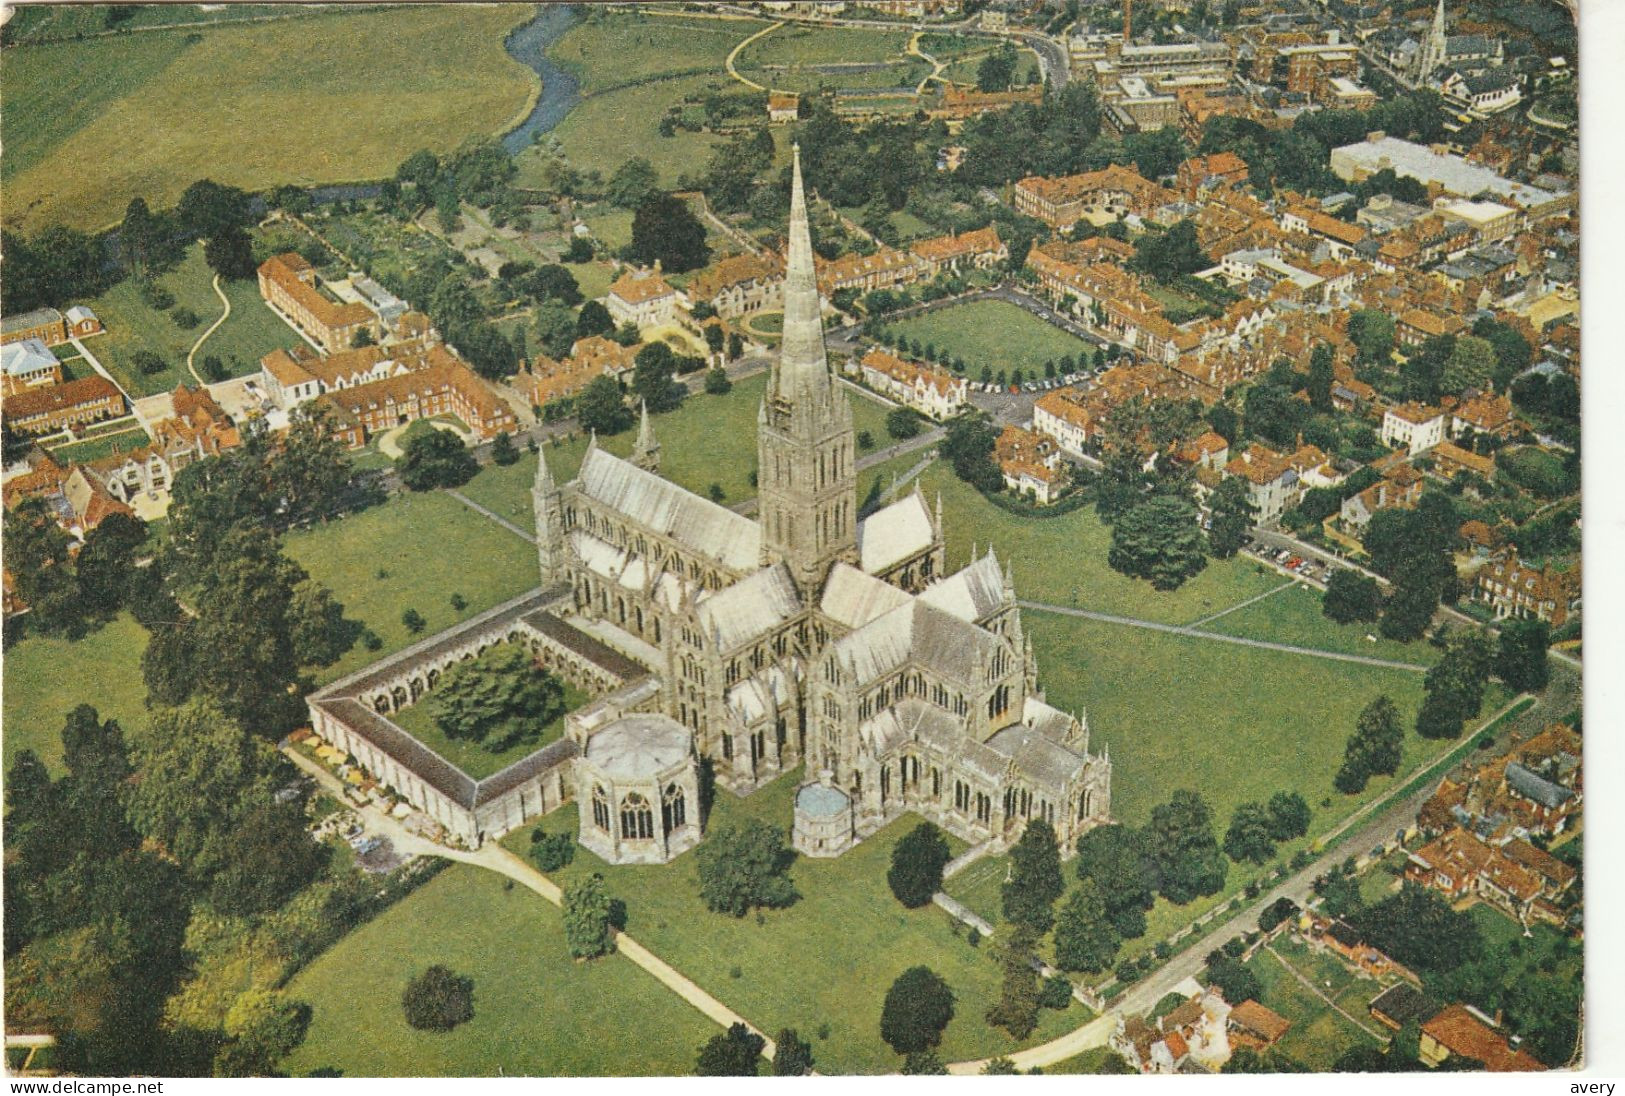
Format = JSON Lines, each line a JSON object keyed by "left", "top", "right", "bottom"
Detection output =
{"left": 534, "top": 445, "right": 567, "bottom": 587}
{"left": 1417, "top": 0, "right": 1447, "bottom": 79}
{"left": 758, "top": 145, "right": 857, "bottom": 593}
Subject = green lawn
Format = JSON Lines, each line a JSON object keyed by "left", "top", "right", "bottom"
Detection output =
{"left": 1201, "top": 581, "right": 1440, "bottom": 666}
{"left": 391, "top": 680, "right": 588, "bottom": 781}
{"left": 539, "top": 74, "right": 730, "bottom": 187}
{"left": 1244, "top": 942, "right": 1375, "bottom": 1070}
{"left": 458, "top": 373, "right": 894, "bottom": 525}
{"left": 737, "top": 23, "right": 911, "bottom": 71}
{"left": 2, "top": 614, "right": 150, "bottom": 776}
{"left": 882, "top": 299, "right": 1092, "bottom": 377}
{"left": 284, "top": 492, "right": 540, "bottom": 686}
{"left": 551, "top": 9, "right": 763, "bottom": 94}
{"left": 78, "top": 244, "right": 299, "bottom": 397}
{"left": 3, "top": 6, "right": 538, "bottom": 232}
{"left": 1044, "top": 1045, "right": 1129, "bottom": 1073}
{"left": 47, "top": 426, "right": 152, "bottom": 465}
{"left": 513, "top": 773, "right": 1085, "bottom": 1074}
{"left": 919, "top": 462, "right": 1282, "bottom": 626}
{"left": 283, "top": 864, "right": 717, "bottom": 1077}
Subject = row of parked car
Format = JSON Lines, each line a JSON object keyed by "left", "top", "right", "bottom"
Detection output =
{"left": 967, "top": 371, "right": 1094, "bottom": 396}
{"left": 1245, "top": 541, "right": 1335, "bottom": 583}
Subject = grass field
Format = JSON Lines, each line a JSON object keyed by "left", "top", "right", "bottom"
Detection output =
{"left": 917, "top": 462, "right": 1282, "bottom": 626}
{"left": 283, "top": 864, "right": 717, "bottom": 1077}
{"left": 3, "top": 6, "right": 537, "bottom": 232}
{"left": 284, "top": 492, "right": 540, "bottom": 686}
{"left": 542, "top": 73, "right": 731, "bottom": 187}
{"left": 2, "top": 614, "right": 150, "bottom": 777}
{"left": 391, "top": 680, "right": 588, "bottom": 782}
{"left": 1244, "top": 939, "right": 1377, "bottom": 1070}
{"left": 456, "top": 373, "right": 895, "bottom": 524}
{"left": 76, "top": 244, "right": 299, "bottom": 397}
{"left": 1203, "top": 582, "right": 1439, "bottom": 666}
{"left": 737, "top": 23, "right": 911, "bottom": 71}
{"left": 551, "top": 9, "right": 763, "bottom": 94}
{"left": 511, "top": 771, "right": 1084, "bottom": 1074}
{"left": 881, "top": 300, "right": 1091, "bottom": 376}
{"left": 47, "top": 426, "right": 153, "bottom": 465}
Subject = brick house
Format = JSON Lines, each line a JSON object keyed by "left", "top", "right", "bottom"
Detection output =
{"left": 258, "top": 253, "right": 378, "bottom": 352}
{"left": 858, "top": 348, "right": 966, "bottom": 421}
{"left": 1474, "top": 547, "right": 1579, "bottom": 626}
{"left": 2, "top": 375, "right": 124, "bottom": 435}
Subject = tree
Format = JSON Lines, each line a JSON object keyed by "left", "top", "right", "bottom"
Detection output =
{"left": 490, "top": 431, "right": 520, "bottom": 466}
{"left": 402, "top": 965, "right": 475, "bottom": 1032}
{"left": 1380, "top": 572, "right": 1441, "bottom": 642}
{"left": 772, "top": 1028, "right": 814, "bottom": 1076}
{"left": 606, "top": 157, "right": 660, "bottom": 210}
{"left": 269, "top": 403, "right": 357, "bottom": 528}
{"left": 631, "top": 342, "right": 683, "bottom": 412}
{"left": 1127, "top": 220, "right": 1208, "bottom": 282}
{"left": 1265, "top": 791, "right": 1310, "bottom": 841}
{"left": 1206, "top": 477, "right": 1256, "bottom": 559}
{"left": 902, "top": 1050, "right": 948, "bottom": 1074}
{"left": 1205, "top": 955, "right": 1260, "bottom": 1006}
{"left": 176, "top": 179, "right": 252, "bottom": 239}
{"left": 1416, "top": 631, "right": 1495, "bottom": 741}
{"left": 982, "top": 1057, "right": 1019, "bottom": 1075}
{"left": 1053, "top": 879, "right": 1120, "bottom": 973}
{"left": 576, "top": 299, "right": 615, "bottom": 340}
{"left": 940, "top": 413, "right": 1002, "bottom": 492}
{"left": 3, "top": 496, "right": 87, "bottom": 636}
{"left": 1224, "top": 1047, "right": 1308, "bottom": 1073}
{"left": 977, "top": 45, "right": 1018, "bottom": 91}
{"left": 1350, "top": 883, "right": 1482, "bottom": 974}
{"left": 885, "top": 407, "right": 923, "bottom": 440}
{"left": 1307, "top": 343, "right": 1336, "bottom": 412}
{"left": 214, "top": 991, "right": 311, "bottom": 1077}
{"left": 203, "top": 225, "right": 256, "bottom": 279}
{"left": 1336, "top": 695, "right": 1404, "bottom": 793}
{"left": 1002, "top": 818, "right": 1064, "bottom": 934}
{"left": 530, "top": 831, "right": 576, "bottom": 873}
{"left": 695, "top": 1023, "right": 764, "bottom": 1076}
{"left": 1441, "top": 334, "right": 1497, "bottom": 397}
{"left": 1322, "top": 570, "right": 1382, "bottom": 624}
{"left": 1148, "top": 789, "right": 1226, "bottom": 904}
{"left": 1496, "top": 617, "right": 1551, "bottom": 693}
{"left": 985, "top": 925, "right": 1042, "bottom": 1039}
{"left": 880, "top": 966, "right": 956, "bottom": 1054}
{"left": 1109, "top": 495, "right": 1208, "bottom": 590}
{"left": 397, "top": 427, "right": 479, "bottom": 491}
{"left": 429, "top": 645, "right": 565, "bottom": 752}
{"left": 694, "top": 820, "right": 798, "bottom": 916}
{"left": 563, "top": 873, "right": 615, "bottom": 959}
{"left": 120, "top": 197, "right": 163, "bottom": 276}
{"left": 887, "top": 821, "right": 951, "bottom": 908}
{"left": 576, "top": 374, "right": 633, "bottom": 435}
{"left": 1243, "top": 382, "right": 1309, "bottom": 448}
{"left": 402, "top": 607, "right": 426, "bottom": 634}
{"left": 1346, "top": 309, "right": 1395, "bottom": 367}
{"left": 704, "top": 366, "right": 732, "bottom": 395}
{"left": 1223, "top": 801, "right": 1278, "bottom": 864}
{"left": 1074, "top": 824, "right": 1156, "bottom": 939}
{"left": 630, "top": 192, "right": 710, "bottom": 273}
{"left": 528, "top": 264, "right": 583, "bottom": 306}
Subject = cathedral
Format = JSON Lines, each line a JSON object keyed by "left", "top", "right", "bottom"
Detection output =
{"left": 530, "top": 147, "right": 1112, "bottom": 857}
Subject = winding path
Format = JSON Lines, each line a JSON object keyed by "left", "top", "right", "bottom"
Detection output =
{"left": 725, "top": 19, "right": 784, "bottom": 92}
{"left": 184, "top": 272, "right": 232, "bottom": 386}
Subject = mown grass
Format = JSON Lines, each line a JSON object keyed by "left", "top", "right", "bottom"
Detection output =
{"left": 2, "top": 614, "right": 150, "bottom": 777}
{"left": 4, "top": 6, "right": 537, "bottom": 231}
{"left": 881, "top": 299, "right": 1092, "bottom": 377}
{"left": 510, "top": 772, "right": 1086, "bottom": 1074}
{"left": 1202, "top": 581, "right": 1440, "bottom": 666}
{"left": 283, "top": 864, "right": 717, "bottom": 1077}
{"left": 543, "top": 74, "right": 731, "bottom": 187}
{"left": 550, "top": 8, "right": 763, "bottom": 94}
{"left": 391, "top": 680, "right": 589, "bottom": 782}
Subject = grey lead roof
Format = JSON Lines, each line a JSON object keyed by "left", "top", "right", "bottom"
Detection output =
{"left": 576, "top": 445, "right": 761, "bottom": 572}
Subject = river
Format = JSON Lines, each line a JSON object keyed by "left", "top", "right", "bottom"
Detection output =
{"left": 500, "top": 3, "right": 584, "bottom": 156}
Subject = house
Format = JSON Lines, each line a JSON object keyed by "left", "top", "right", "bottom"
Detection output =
{"left": 1474, "top": 547, "right": 1579, "bottom": 626}
{"left": 2, "top": 338, "right": 65, "bottom": 396}
{"left": 1339, "top": 464, "right": 1424, "bottom": 531}
{"left": 908, "top": 226, "right": 1006, "bottom": 278}
{"left": 994, "top": 425, "right": 1065, "bottom": 505}
{"left": 1419, "top": 1005, "right": 1544, "bottom": 1071}
{"left": 815, "top": 247, "right": 923, "bottom": 298}
{"left": 516, "top": 336, "right": 641, "bottom": 409}
{"left": 1306, "top": 916, "right": 1420, "bottom": 983}
{"left": 767, "top": 92, "right": 800, "bottom": 123}
{"left": 1396, "top": 309, "right": 1468, "bottom": 348}
{"left": 1112, "top": 989, "right": 1232, "bottom": 1074}
{"left": 1449, "top": 391, "right": 1515, "bottom": 439}
{"left": 1406, "top": 827, "right": 1575, "bottom": 923}
{"left": 317, "top": 345, "right": 516, "bottom": 445}
{"left": 858, "top": 348, "right": 967, "bottom": 421}
{"left": 1431, "top": 441, "right": 1495, "bottom": 481}
{"left": 1, "top": 306, "right": 68, "bottom": 348}
{"left": 1227, "top": 1000, "right": 1291, "bottom": 1052}
{"left": 688, "top": 254, "right": 784, "bottom": 319}
{"left": 259, "top": 344, "right": 400, "bottom": 410}
{"left": 1175, "top": 152, "right": 1249, "bottom": 201}
{"left": 258, "top": 253, "right": 379, "bottom": 353}
{"left": 84, "top": 385, "right": 242, "bottom": 508}
{"left": 1032, "top": 386, "right": 1099, "bottom": 458}
{"left": 1, "top": 375, "right": 124, "bottom": 435}
{"left": 1224, "top": 444, "right": 1301, "bottom": 525}
{"left": 1368, "top": 983, "right": 1442, "bottom": 1032}
{"left": 1012, "top": 165, "right": 1171, "bottom": 229}
{"left": 1381, "top": 402, "right": 1446, "bottom": 455}
{"left": 1173, "top": 431, "right": 1230, "bottom": 472}
{"left": 605, "top": 267, "right": 683, "bottom": 334}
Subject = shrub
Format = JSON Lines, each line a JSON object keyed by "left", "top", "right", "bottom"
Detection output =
{"left": 1039, "top": 976, "right": 1073, "bottom": 1010}
{"left": 171, "top": 306, "right": 201, "bottom": 328}
{"left": 529, "top": 831, "right": 575, "bottom": 872}
{"left": 402, "top": 965, "right": 474, "bottom": 1031}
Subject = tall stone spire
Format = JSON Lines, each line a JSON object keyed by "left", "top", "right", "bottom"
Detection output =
{"left": 757, "top": 142, "right": 857, "bottom": 593}
{"left": 773, "top": 143, "right": 832, "bottom": 403}
{"left": 1418, "top": 0, "right": 1448, "bottom": 78}
{"left": 632, "top": 400, "right": 661, "bottom": 473}
{"left": 533, "top": 444, "right": 566, "bottom": 587}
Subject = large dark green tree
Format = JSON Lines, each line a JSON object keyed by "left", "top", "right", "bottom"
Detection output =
{"left": 1322, "top": 569, "right": 1382, "bottom": 624}
{"left": 630, "top": 192, "right": 710, "bottom": 273}
{"left": 1495, "top": 618, "right": 1551, "bottom": 693}
{"left": 1108, "top": 495, "right": 1208, "bottom": 590}
{"left": 1074, "top": 824, "right": 1156, "bottom": 938}
{"left": 1147, "top": 789, "right": 1226, "bottom": 904}
{"left": 695, "top": 1023, "right": 765, "bottom": 1076}
{"left": 1002, "top": 818, "right": 1064, "bottom": 934}
{"left": 1335, "top": 695, "right": 1404, "bottom": 793}
{"left": 398, "top": 427, "right": 480, "bottom": 491}
{"left": 576, "top": 374, "right": 634, "bottom": 435}
{"left": 880, "top": 966, "right": 955, "bottom": 1054}
{"left": 694, "top": 820, "right": 799, "bottom": 916}
{"left": 887, "top": 821, "right": 951, "bottom": 908}
{"left": 1206, "top": 477, "right": 1256, "bottom": 559}
{"left": 429, "top": 644, "right": 566, "bottom": 753}
{"left": 1053, "top": 879, "right": 1120, "bottom": 973}
{"left": 1223, "top": 801, "right": 1278, "bottom": 864}
{"left": 402, "top": 965, "right": 475, "bottom": 1032}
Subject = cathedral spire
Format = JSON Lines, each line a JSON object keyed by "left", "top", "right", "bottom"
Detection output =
{"left": 774, "top": 143, "right": 831, "bottom": 401}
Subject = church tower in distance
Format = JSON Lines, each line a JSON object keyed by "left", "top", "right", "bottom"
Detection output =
{"left": 758, "top": 144, "right": 857, "bottom": 593}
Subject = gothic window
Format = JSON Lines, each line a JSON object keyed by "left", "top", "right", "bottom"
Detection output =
{"left": 955, "top": 780, "right": 970, "bottom": 812}
{"left": 662, "top": 783, "right": 686, "bottom": 834}
{"left": 976, "top": 792, "right": 991, "bottom": 824}
{"left": 620, "top": 793, "right": 654, "bottom": 840}
{"left": 722, "top": 735, "right": 734, "bottom": 760}
{"left": 776, "top": 717, "right": 787, "bottom": 748}
{"left": 932, "top": 768, "right": 941, "bottom": 798}
{"left": 751, "top": 730, "right": 765, "bottom": 764}
{"left": 880, "top": 766, "right": 891, "bottom": 800}
{"left": 592, "top": 785, "right": 611, "bottom": 831}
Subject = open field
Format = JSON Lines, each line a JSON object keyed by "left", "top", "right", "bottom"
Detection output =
{"left": 542, "top": 74, "right": 731, "bottom": 186}
{"left": 881, "top": 300, "right": 1091, "bottom": 377}
{"left": 918, "top": 462, "right": 1283, "bottom": 625}
{"left": 2, "top": 6, "right": 537, "bottom": 232}
{"left": 390, "top": 679, "right": 588, "bottom": 782}
{"left": 284, "top": 492, "right": 540, "bottom": 686}
{"left": 512, "top": 772, "right": 1085, "bottom": 1074}
{"left": 283, "top": 864, "right": 717, "bottom": 1077}
{"left": 75, "top": 244, "right": 300, "bottom": 397}
{"left": 2, "top": 614, "right": 150, "bottom": 777}
{"left": 456, "top": 373, "right": 895, "bottom": 523}
{"left": 1203, "top": 581, "right": 1439, "bottom": 666}
{"left": 550, "top": 9, "right": 763, "bottom": 93}
{"left": 737, "top": 23, "right": 911, "bottom": 72}
{"left": 2, "top": 4, "right": 323, "bottom": 45}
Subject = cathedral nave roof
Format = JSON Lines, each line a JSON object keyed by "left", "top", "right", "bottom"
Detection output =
{"left": 918, "top": 549, "right": 1005, "bottom": 624}
{"left": 695, "top": 563, "right": 801, "bottom": 650}
{"left": 577, "top": 446, "right": 761, "bottom": 572}
{"left": 819, "top": 561, "right": 914, "bottom": 631}
{"left": 855, "top": 492, "right": 936, "bottom": 575}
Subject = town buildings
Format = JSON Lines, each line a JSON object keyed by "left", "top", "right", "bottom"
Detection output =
{"left": 2, "top": 375, "right": 124, "bottom": 436}
{"left": 258, "top": 253, "right": 379, "bottom": 353}
{"left": 858, "top": 348, "right": 968, "bottom": 421}
{"left": 605, "top": 266, "right": 684, "bottom": 335}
